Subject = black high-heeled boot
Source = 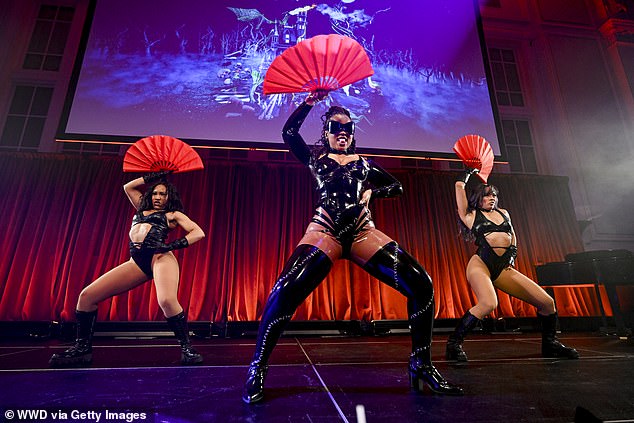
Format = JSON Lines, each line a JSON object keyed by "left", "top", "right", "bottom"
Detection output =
{"left": 49, "top": 310, "right": 97, "bottom": 367}
{"left": 446, "top": 311, "right": 480, "bottom": 362}
{"left": 409, "top": 349, "right": 464, "bottom": 396}
{"left": 242, "top": 244, "right": 333, "bottom": 404}
{"left": 166, "top": 311, "right": 203, "bottom": 365}
{"left": 243, "top": 361, "right": 268, "bottom": 404}
{"left": 362, "top": 242, "right": 463, "bottom": 396}
{"left": 538, "top": 312, "right": 579, "bottom": 359}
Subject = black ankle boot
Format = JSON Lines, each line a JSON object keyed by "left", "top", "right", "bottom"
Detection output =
{"left": 446, "top": 311, "right": 480, "bottom": 362}
{"left": 166, "top": 311, "right": 203, "bottom": 365}
{"left": 242, "top": 361, "right": 268, "bottom": 404}
{"left": 49, "top": 310, "right": 97, "bottom": 367}
{"left": 538, "top": 312, "right": 579, "bottom": 359}
{"left": 409, "top": 352, "right": 464, "bottom": 396}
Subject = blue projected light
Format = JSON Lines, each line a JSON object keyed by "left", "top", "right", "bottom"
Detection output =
{"left": 58, "top": 0, "right": 501, "bottom": 158}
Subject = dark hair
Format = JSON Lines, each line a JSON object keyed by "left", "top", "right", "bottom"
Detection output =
{"left": 138, "top": 181, "right": 184, "bottom": 213}
{"left": 458, "top": 183, "right": 500, "bottom": 241}
{"left": 313, "top": 105, "right": 357, "bottom": 157}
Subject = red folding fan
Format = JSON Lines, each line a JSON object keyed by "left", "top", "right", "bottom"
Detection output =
{"left": 453, "top": 134, "right": 494, "bottom": 183}
{"left": 263, "top": 34, "right": 374, "bottom": 95}
{"left": 123, "top": 135, "right": 204, "bottom": 173}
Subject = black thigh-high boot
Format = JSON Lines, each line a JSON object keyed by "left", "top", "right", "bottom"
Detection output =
{"left": 538, "top": 312, "right": 579, "bottom": 359}
{"left": 363, "top": 242, "right": 463, "bottom": 396}
{"left": 166, "top": 311, "right": 203, "bottom": 365}
{"left": 243, "top": 244, "right": 333, "bottom": 404}
{"left": 49, "top": 310, "right": 97, "bottom": 367}
{"left": 446, "top": 311, "right": 480, "bottom": 362}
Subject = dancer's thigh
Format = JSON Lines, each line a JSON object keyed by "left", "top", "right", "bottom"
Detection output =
{"left": 78, "top": 260, "right": 148, "bottom": 309}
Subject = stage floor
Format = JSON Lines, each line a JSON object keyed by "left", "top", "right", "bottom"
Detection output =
{"left": 1, "top": 332, "right": 632, "bottom": 422}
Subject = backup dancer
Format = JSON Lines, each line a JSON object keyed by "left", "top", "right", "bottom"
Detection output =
{"left": 446, "top": 170, "right": 579, "bottom": 362}
{"left": 50, "top": 172, "right": 205, "bottom": 367}
{"left": 243, "top": 92, "right": 463, "bottom": 403}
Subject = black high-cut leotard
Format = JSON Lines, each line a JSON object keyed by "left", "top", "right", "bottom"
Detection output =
{"left": 471, "top": 208, "right": 517, "bottom": 280}
{"left": 129, "top": 210, "right": 170, "bottom": 277}
{"left": 283, "top": 102, "right": 402, "bottom": 255}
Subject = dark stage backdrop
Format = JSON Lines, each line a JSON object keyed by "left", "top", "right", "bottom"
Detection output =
{"left": 0, "top": 153, "right": 605, "bottom": 323}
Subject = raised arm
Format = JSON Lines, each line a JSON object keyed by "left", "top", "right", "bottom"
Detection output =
{"left": 455, "top": 169, "right": 478, "bottom": 228}
{"left": 282, "top": 102, "right": 314, "bottom": 165}
{"left": 123, "top": 171, "right": 171, "bottom": 209}
{"left": 282, "top": 91, "right": 329, "bottom": 165}
{"left": 123, "top": 177, "right": 146, "bottom": 210}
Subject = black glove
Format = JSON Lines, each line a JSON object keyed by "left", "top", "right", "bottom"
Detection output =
{"left": 143, "top": 170, "right": 172, "bottom": 184}
{"left": 508, "top": 245, "right": 518, "bottom": 266}
{"left": 154, "top": 237, "right": 189, "bottom": 254}
{"left": 458, "top": 168, "right": 479, "bottom": 184}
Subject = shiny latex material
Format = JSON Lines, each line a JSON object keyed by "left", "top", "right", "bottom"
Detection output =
{"left": 243, "top": 364, "right": 268, "bottom": 404}
{"left": 311, "top": 155, "right": 402, "bottom": 221}
{"left": 446, "top": 311, "right": 480, "bottom": 362}
{"left": 155, "top": 237, "right": 189, "bottom": 254}
{"left": 471, "top": 208, "right": 516, "bottom": 280}
{"left": 362, "top": 242, "right": 435, "bottom": 355}
{"left": 129, "top": 247, "right": 154, "bottom": 278}
{"left": 363, "top": 243, "right": 463, "bottom": 394}
{"left": 166, "top": 311, "right": 203, "bottom": 365}
{"left": 409, "top": 357, "right": 464, "bottom": 396}
{"left": 49, "top": 310, "right": 97, "bottom": 367}
{"left": 282, "top": 102, "right": 402, "bottom": 217}
{"left": 476, "top": 242, "right": 518, "bottom": 281}
{"left": 243, "top": 102, "right": 458, "bottom": 401}
{"left": 129, "top": 211, "right": 170, "bottom": 277}
{"left": 244, "top": 245, "right": 333, "bottom": 403}
{"left": 538, "top": 313, "right": 580, "bottom": 359}
{"left": 471, "top": 209, "right": 513, "bottom": 244}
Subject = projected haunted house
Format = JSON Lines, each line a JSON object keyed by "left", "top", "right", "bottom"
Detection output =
{"left": 218, "top": 6, "right": 313, "bottom": 118}
{"left": 271, "top": 8, "right": 308, "bottom": 54}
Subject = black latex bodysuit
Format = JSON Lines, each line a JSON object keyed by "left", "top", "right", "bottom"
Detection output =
{"left": 245, "top": 102, "right": 438, "bottom": 395}
{"left": 284, "top": 102, "right": 402, "bottom": 256}
{"left": 471, "top": 208, "right": 517, "bottom": 280}
{"left": 129, "top": 210, "right": 170, "bottom": 278}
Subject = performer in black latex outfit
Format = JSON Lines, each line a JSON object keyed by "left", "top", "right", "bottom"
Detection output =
{"left": 242, "top": 91, "right": 463, "bottom": 404}
{"left": 49, "top": 173, "right": 205, "bottom": 367}
{"left": 446, "top": 170, "right": 579, "bottom": 362}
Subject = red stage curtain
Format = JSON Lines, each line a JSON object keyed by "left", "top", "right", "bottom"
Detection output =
{"left": 0, "top": 152, "right": 600, "bottom": 323}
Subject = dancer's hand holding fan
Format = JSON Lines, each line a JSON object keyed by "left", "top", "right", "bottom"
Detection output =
{"left": 453, "top": 134, "right": 494, "bottom": 184}
{"left": 263, "top": 34, "right": 374, "bottom": 96}
{"left": 123, "top": 135, "right": 204, "bottom": 180}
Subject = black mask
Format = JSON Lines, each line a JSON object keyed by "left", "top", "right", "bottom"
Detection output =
{"left": 327, "top": 120, "right": 355, "bottom": 135}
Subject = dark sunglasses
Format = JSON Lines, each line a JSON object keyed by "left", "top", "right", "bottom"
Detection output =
{"left": 327, "top": 120, "right": 355, "bottom": 135}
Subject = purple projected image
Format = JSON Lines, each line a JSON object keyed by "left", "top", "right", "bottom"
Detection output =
{"left": 60, "top": 0, "right": 500, "bottom": 156}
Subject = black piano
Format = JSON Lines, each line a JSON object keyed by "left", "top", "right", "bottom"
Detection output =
{"left": 536, "top": 249, "right": 634, "bottom": 336}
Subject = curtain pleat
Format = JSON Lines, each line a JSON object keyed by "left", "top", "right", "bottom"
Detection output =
{"left": 0, "top": 153, "right": 599, "bottom": 322}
